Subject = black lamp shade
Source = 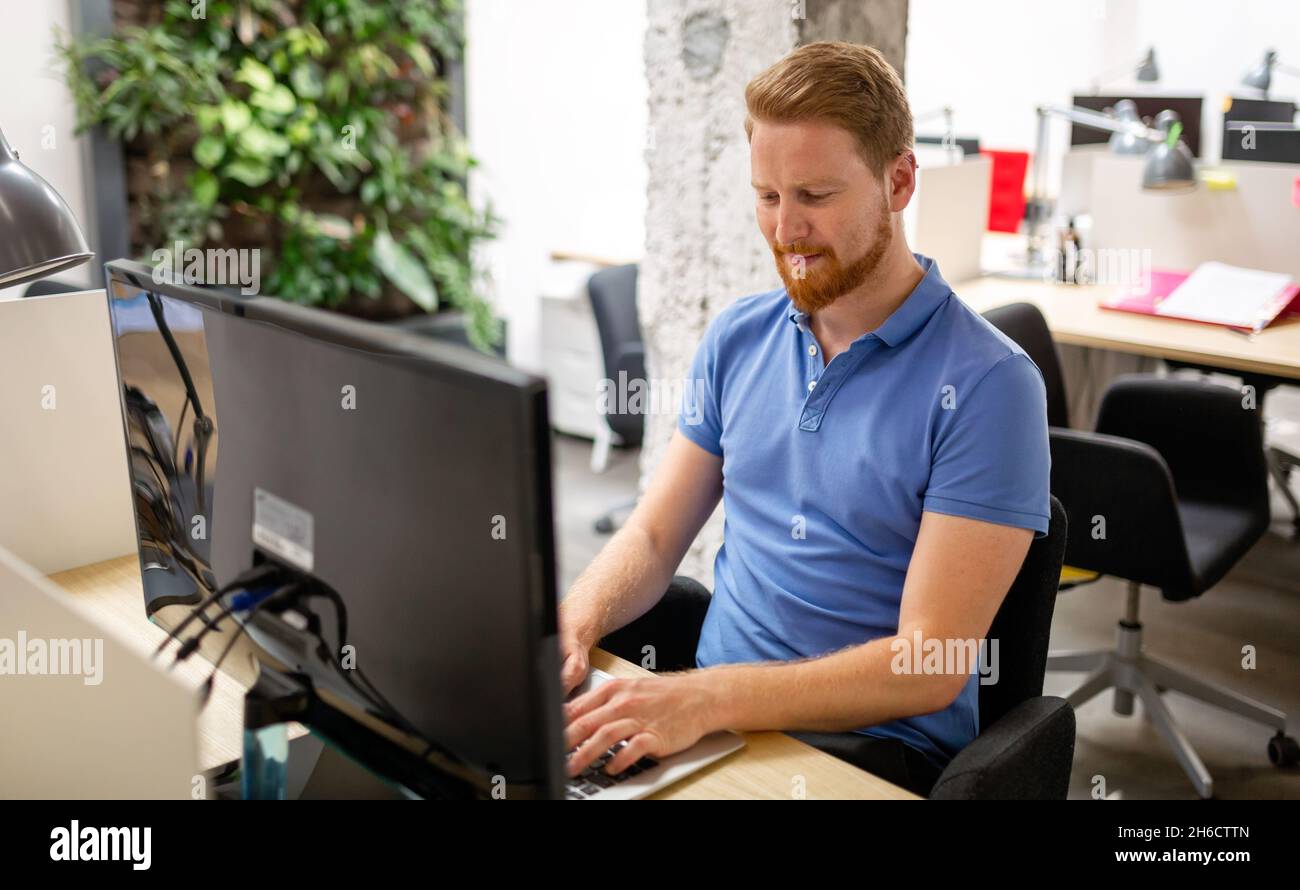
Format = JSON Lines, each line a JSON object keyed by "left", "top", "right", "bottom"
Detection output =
{"left": 0, "top": 129, "right": 93, "bottom": 290}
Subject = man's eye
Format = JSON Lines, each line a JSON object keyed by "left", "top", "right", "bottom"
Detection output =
{"left": 804, "top": 192, "right": 830, "bottom": 202}
{"left": 759, "top": 193, "right": 778, "bottom": 203}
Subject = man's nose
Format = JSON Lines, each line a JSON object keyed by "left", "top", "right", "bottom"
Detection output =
{"left": 775, "top": 204, "right": 810, "bottom": 247}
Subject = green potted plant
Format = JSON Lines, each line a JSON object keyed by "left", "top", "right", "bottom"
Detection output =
{"left": 58, "top": 0, "right": 501, "bottom": 351}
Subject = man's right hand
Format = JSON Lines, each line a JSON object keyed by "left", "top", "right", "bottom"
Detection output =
{"left": 558, "top": 607, "right": 597, "bottom": 696}
{"left": 555, "top": 432, "right": 724, "bottom": 698}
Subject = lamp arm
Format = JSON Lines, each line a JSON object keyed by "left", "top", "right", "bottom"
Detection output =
{"left": 1027, "top": 104, "right": 1161, "bottom": 263}
{"left": 912, "top": 104, "right": 958, "bottom": 157}
{"left": 1039, "top": 104, "right": 1161, "bottom": 142}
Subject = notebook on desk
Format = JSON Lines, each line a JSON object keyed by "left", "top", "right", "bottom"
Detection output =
{"left": 1101, "top": 263, "right": 1300, "bottom": 333}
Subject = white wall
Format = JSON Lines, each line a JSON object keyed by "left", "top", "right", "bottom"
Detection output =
{"left": 465, "top": 0, "right": 1300, "bottom": 372}
{"left": 465, "top": 0, "right": 648, "bottom": 371}
{"left": 906, "top": 0, "right": 1300, "bottom": 194}
{"left": 0, "top": 1, "right": 93, "bottom": 301}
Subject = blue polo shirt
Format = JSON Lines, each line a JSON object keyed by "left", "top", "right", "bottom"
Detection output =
{"left": 678, "top": 254, "right": 1050, "bottom": 767}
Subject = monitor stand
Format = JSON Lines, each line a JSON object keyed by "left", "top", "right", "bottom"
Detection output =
{"left": 227, "top": 662, "right": 485, "bottom": 800}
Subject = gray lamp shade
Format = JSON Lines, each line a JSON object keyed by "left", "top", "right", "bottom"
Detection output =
{"left": 0, "top": 128, "right": 93, "bottom": 289}
{"left": 1242, "top": 50, "right": 1277, "bottom": 92}
{"left": 1136, "top": 47, "right": 1159, "bottom": 82}
{"left": 1142, "top": 140, "right": 1196, "bottom": 191}
{"left": 1108, "top": 100, "right": 1149, "bottom": 155}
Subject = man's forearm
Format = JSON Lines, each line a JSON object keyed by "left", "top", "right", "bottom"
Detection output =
{"left": 697, "top": 634, "right": 967, "bottom": 734}
{"left": 560, "top": 521, "right": 677, "bottom": 646}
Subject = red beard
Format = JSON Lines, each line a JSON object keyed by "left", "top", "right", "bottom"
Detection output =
{"left": 773, "top": 209, "right": 893, "bottom": 315}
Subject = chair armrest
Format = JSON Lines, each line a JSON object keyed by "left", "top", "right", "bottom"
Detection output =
{"left": 1095, "top": 375, "right": 1268, "bottom": 507}
{"left": 929, "top": 696, "right": 1075, "bottom": 800}
{"left": 1050, "top": 428, "right": 1195, "bottom": 594}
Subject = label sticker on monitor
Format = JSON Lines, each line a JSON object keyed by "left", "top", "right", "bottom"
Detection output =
{"left": 252, "top": 488, "right": 315, "bottom": 572}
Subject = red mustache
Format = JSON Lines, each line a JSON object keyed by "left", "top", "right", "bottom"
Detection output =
{"left": 776, "top": 243, "right": 835, "bottom": 260}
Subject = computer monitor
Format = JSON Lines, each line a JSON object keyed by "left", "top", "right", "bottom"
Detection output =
{"left": 1221, "top": 122, "right": 1300, "bottom": 164}
{"left": 1223, "top": 96, "right": 1297, "bottom": 125}
{"left": 1071, "top": 94, "right": 1204, "bottom": 157}
{"left": 103, "top": 259, "right": 566, "bottom": 798}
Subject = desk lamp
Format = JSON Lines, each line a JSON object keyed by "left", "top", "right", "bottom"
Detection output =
{"left": 0, "top": 127, "right": 93, "bottom": 290}
{"left": 1022, "top": 103, "right": 1196, "bottom": 273}
{"left": 1242, "top": 49, "right": 1300, "bottom": 98}
{"left": 1089, "top": 46, "right": 1160, "bottom": 93}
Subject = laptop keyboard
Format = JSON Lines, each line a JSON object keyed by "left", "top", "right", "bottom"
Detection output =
{"left": 565, "top": 740, "right": 659, "bottom": 799}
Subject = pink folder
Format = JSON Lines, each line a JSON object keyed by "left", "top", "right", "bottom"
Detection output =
{"left": 1100, "top": 268, "right": 1300, "bottom": 332}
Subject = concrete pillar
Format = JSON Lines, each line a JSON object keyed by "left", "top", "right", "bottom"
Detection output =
{"left": 640, "top": 0, "right": 910, "bottom": 584}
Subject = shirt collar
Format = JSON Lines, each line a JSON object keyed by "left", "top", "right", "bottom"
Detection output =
{"left": 786, "top": 253, "right": 952, "bottom": 347}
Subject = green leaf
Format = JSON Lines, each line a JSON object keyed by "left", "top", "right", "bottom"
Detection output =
{"left": 406, "top": 43, "right": 435, "bottom": 77}
{"left": 251, "top": 83, "right": 296, "bottom": 115}
{"left": 310, "top": 213, "right": 353, "bottom": 240}
{"left": 220, "top": 100, "right": 252, "bottom": 135}
{"left": 290, "top": 62, "right": 323, "bottom": 99}
{"left": 373, "top": 231, "right": 437, "bottom": 311}
{"left": 238, "top": 123, "right": 291, "bottom": 158}
{"left": 224, "top": 159, "right": 273, "bottom": 187}
{"left": 313, "top": 156, "right": 348, "bottom": 190}
{"left": 193, "top": 134, "right": 226, "bottom": 169}
{"left": 235, "top": 57, "right": 276, "bottom": 92}
{"left": 190, "top": 169, "right": 219, "bottom": 208}
{"left": 286, "top": 119, "right": 313, "bottom": 145}
{"left": 195, "top": 105, "right": 221, "bottom": 134}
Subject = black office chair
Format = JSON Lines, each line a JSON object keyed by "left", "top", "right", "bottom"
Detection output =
{"left": 983, "top": 302, "right": 1298, "bottom": 797}
{"left": 1165, "top": 360, "right": 1300, "bottom": 535}
{"left": 587, "top": 264, "right": 645, "bottom": 534}
{"left": 605, "top": 498, "right": 1074, "bottom": 798}
{"left": 926, "top": 496, "right": 1074, "bottom": 799}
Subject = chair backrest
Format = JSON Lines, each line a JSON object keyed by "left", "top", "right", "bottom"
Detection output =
{"left": 980, "top": 495, "right": 1067, "bottom": 732}
{"left": 1096, "top": 375, "right": 1271, "bottom": 513}
{"left": 1049, "top": 426, "right": 1197, "bottom": 597}
{"left": 587, "top": 264, "right": 645, "bottom": 445}
{"left": 981, "top": 302, "right": 1070, "bottom": 428}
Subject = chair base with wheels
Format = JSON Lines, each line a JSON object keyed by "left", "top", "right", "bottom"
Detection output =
{"left": 593, "top": 496, "right": 637, "bottom": 535}
{"left": 1049, "top": 582, "right": 1297, "bottom": 799}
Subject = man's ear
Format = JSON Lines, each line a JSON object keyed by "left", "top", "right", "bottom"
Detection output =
{"left": 887, "top": 150, "right": 918, "bottom": 213}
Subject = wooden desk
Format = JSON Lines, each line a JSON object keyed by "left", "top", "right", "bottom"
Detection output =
{"left": 956, "top": 244, "right": 1300, "bottom": 382}
{"left": 48, "top": 555, "right": 917, "bottom": 800}
{"left": 956, "top": 275, "right": 1300, "bottom": 381}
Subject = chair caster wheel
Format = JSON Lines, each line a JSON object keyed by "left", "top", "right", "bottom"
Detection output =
{"left": 1267, "top": 732, "right": 1299, "bottom": 767}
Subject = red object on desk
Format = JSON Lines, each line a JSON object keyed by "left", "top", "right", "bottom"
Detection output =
{"left": 1101, "top": 268, "right": 1300, "bottom": 331}
{"left": 981, "top": 149, "right": 1029, "bottom": 234}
